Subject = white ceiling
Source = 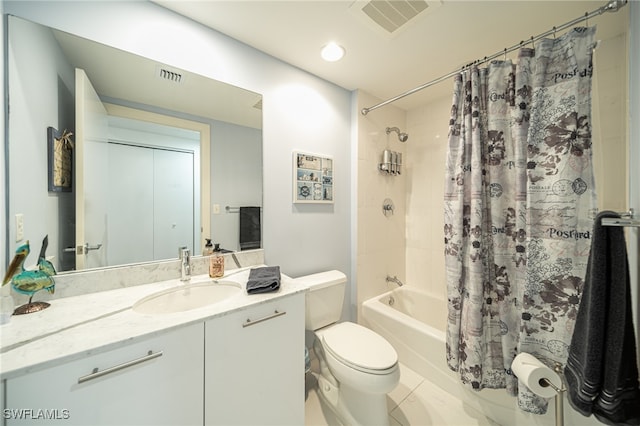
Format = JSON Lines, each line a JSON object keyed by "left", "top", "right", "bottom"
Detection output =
{"left": 51, "top": 25, "right": 263, "bottom": 129}
{"left": 153, "top": 0, "right": 629, "bottom": 112}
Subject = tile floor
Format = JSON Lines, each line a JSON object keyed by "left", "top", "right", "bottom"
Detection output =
{"left": 305, "top": 363, "right": 500, "bottom": 426}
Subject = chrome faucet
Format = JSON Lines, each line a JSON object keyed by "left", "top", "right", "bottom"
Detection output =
{"left": 179, "top": 247, "right": 191, "bottom": 282}
{"left": 386, "top": 275, "right": 404, "bottom": 287}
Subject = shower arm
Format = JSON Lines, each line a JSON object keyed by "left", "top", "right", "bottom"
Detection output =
{"left": 361, "top": 0, "right": 628, "bottom": 115}
{"left": 386, "top": 127, "right": 408, "bottom": 142}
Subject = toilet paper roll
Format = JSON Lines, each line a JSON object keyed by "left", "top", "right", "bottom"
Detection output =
{"left": 511, "top": 353, "right": 562, "bottom": 399}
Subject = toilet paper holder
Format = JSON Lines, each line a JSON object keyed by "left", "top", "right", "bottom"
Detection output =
{"left": 512, "top": 354, "right": 567, "bottom": 426}
{"left": 539, "top": 364, "right": 564, "bottom": 392}
{"left": 538, "top": 363, "right": 567, "bottom": 426}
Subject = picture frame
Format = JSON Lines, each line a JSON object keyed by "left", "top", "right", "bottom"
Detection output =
{"left": 47, "top": 126, "right": 73, "bottom": 192}
{"left": 293, "top": 151, "right": 333, "bottom": 203}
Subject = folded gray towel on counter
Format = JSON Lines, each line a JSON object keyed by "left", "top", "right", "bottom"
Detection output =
{"left": 246, "top": 266, "right": 281, "bottom": 294}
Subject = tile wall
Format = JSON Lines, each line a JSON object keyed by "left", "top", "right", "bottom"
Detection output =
{"left": 405, "top": 95, "right": 451, "bottom": 301}
{"left": 355, "top": 91, "right": 407, "bottom": 320}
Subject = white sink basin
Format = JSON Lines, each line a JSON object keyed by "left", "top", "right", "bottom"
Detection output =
{"left": 133, "top": 281, "right": 242, "bottom": 314}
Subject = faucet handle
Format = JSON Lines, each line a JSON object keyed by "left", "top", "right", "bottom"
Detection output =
{"left": 179, "top": 247, "right": 191, "bottom": 282}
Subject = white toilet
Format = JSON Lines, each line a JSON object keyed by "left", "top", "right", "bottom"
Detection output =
{"left": 298, "top": 270, "right": 400, "bottom": 426}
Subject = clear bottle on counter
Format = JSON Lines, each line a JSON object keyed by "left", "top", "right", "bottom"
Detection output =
{"left": 203, "top": 238, "right": 214, "bottom": 256}
{"left": 209, "top": 243, "right": 225, "bottom": 278}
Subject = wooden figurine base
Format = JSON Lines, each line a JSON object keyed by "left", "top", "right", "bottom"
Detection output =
{"left": 13, "top": 301, "right": 51, "bottom": 315}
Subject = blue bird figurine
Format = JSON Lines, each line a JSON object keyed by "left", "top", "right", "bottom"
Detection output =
{"left": 2, "top": 235, "right": 57, "bottom": 315}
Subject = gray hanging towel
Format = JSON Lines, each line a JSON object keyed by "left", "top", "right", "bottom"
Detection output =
{"left": 564, "top": 211, "right": 640, "bottom": 425}
{"left": 246, "top": 266, "right": 280, "bottom": 294}
{"left": 239, "top": 206, "right": 261, "bottom": 250}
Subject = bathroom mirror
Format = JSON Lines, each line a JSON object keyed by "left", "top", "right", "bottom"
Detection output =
{"left": 6, "top": 15, "right": 263, "bottom": 273}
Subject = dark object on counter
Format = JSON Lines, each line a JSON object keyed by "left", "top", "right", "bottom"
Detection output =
{"left": 246, "top": 266, "right": 280, "bottom": 294}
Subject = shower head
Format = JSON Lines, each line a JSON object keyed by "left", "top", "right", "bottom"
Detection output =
{"left": 386, "top": 127, "right": 409, "bottom": 142}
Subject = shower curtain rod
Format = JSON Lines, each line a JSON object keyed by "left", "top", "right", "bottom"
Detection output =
{"left": 361, "top": 0, "right": 628, "bottom": 116}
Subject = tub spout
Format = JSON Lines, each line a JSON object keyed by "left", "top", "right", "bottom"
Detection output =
{"left": 386, "top": 275, "right": 404, "bottom": 287}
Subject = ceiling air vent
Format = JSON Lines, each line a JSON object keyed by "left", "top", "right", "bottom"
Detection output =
{"left": 350, "top": 0, "right": 442, "bottom": 37}
{"left": 156, "top": 65, "right": 185, "bottom": 84}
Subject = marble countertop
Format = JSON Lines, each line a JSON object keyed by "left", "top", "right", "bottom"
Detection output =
{"left": 0, "top": 266, "right": 307, "bottom": 380}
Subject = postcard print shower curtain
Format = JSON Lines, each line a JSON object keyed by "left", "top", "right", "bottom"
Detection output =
{"left": 443, "top": 27, "right": 597, "bottom": 414}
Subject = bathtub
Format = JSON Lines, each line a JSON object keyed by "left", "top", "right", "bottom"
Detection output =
{"left": 361, "top": 286, "right": 452, "bottom": 394}
{"left": 361, "top": 286, "right": 600, "bottom": 426}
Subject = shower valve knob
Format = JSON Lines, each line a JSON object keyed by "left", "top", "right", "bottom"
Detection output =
{"left": 382, "top": 198, "right": 395, "bottom": 217}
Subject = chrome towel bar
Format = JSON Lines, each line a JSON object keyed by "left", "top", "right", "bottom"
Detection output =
{"left": 602, "top": 209, "right": 640, "bottom": 227}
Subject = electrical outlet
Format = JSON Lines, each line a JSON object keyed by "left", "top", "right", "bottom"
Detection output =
{"left": 15, "top": 214, "right": 24, "bottom": 242}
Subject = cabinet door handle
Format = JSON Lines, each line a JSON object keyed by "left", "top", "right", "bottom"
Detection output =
{"left": 242, "top": 310, "right": 286, "bottom": 328}
{"left": 77, "top": 350, "right": 163, "bottom": 384}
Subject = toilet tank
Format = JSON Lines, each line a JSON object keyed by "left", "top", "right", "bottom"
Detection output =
{"left": 296, "top": 270, "right": 347, "bottom": 331}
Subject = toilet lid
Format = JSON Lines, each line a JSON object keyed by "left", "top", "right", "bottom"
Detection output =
{"left": 321, "top": 322, "right": 397, "bottom": 371}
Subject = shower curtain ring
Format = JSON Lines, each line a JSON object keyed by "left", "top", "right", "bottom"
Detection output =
{"left": 585, "top": 11, "right": 589, "bottom": 26}
{"left": 553, "top": 26, "right": 557, "bottom": 38}
{"left": 503, "top": 48, "right": 507, "bottom": 61}
{"left": 530, "top": 36, "right": 535, "bottom": 49}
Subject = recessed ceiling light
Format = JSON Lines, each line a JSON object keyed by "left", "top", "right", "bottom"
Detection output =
{"left": 321, "top": 42, "right": 345, "bottom": 62}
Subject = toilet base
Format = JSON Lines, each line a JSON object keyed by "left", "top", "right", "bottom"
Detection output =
{"left": 311, "top": 325, "right": 397, "bottom": 426}
{"left": 316, "top": 373, "right": 391, "bottom": 426}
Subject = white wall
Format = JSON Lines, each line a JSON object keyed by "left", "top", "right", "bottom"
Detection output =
{"left": 210, "top": 122, "right": 262, "bottom": 252}
{"left": 6, "top": 14, "right": 75, "bottom": 270}
{"left": 2, "top": 1, "right": 353, "bottom": 312}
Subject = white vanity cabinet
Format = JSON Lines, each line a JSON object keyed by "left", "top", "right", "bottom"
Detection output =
{"left": 4, "top": 323, "right": 204, "bottom": 426}
{"left": 204, "top": 292, "right": 305, "bottom": 425}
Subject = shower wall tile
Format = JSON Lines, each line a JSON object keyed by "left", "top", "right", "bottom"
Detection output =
{"left": 408, "top": 247, "right": 447, "bottom": 299}
{"left": 592, "top": 33, "right": 628, "bottom": 212}
{"left": 356, "top": 250, "right": 395, "bottom": 319}
{"left": 355, "top": 90, "right": 406, "bottom": 321}
{"left": 406, "top": 95, "right": 450, "bottom": 299}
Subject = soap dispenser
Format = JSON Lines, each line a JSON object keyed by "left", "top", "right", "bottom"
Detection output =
{"left": 209, "top": 243, "right": 225, "bottom": 278}
{"left": 203, "top": 238, "right": 214, "bottom": 256}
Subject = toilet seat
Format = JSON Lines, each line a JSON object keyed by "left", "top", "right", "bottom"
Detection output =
{"left": 319, "top": 322, "right": 398, "bottom": 375}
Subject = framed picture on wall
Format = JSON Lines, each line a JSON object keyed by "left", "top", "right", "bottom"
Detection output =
{"left": 47, "top": 126, "right": 74, "bottom": 192}
{"left": 293, "top": 151, "right": 333, "bottom": 203}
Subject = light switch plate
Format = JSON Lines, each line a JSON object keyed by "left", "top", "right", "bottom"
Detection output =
{"left": 15, "top": 214, "right": 24, "bottom": 241}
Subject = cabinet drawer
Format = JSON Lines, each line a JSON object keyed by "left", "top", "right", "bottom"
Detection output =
{"left": 5, "top": 323, "right": 204, "bottom": 426}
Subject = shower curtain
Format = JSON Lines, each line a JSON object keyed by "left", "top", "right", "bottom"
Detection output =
{"left": 444, "top": 27, "right": 597, "bottom": 414}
